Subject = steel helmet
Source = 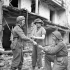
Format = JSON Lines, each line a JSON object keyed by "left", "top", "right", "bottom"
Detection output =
{"left": 16, "top": 16, "right": 25, "bottom": 23}
{"left": 34, "top": 18, "right": 44, "bottom": 25}
{"left": 52, "top": 30, "right": 63, "bottom": 40}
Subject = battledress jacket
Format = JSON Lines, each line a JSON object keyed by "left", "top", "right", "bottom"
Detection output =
{"left": 44, "top": 41, "right": 68, "bottom": 57}
{"left": 11, "top": 25, "right": 27, "bottom": 67}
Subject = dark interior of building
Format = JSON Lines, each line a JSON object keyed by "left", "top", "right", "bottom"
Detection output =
{"left": 10, "top": 0, "right": 18, "bottom": 7}
{"left": 31, "top": 0, "right": 35, "bottom": 13}
{"left": 50, "top": 10, "right": 54, "bottom": 21}
{"left": 2, "top": 24, "right": 15, "bottom": 50}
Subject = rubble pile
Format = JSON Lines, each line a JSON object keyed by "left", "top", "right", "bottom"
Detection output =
{"left": 0, "top": 53, "right": 70, "bottom": 70}
{"left": 0, "top": 54, "right": 32, "bottom": 70}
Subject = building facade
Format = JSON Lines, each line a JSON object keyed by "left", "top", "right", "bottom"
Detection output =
{"left": 0, "top": 0, "right": 70, "bottom": 50}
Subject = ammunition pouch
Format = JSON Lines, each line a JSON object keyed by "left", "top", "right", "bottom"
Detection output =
{"left": 10, "top": 38, "right": 18, "bottom": 50}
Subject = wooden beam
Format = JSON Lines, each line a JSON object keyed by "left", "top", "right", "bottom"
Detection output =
{"left": 45, "top": 25, "right": 68, "bottom": 32}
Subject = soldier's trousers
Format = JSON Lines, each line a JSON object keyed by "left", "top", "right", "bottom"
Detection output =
{"left": 45, "top": 53, "right": 68, "bottom": 70}
{"left": 11, "top": 48, "right": 23, "bottom": 70}
{"left": 32, "top": 45, "right": 42, "bottom": 68}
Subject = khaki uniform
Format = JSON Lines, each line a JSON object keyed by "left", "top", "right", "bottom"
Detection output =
{"left": 32, "top": 26, "right": 46, "bottom": 68}
{"left": 44, "top": 32, "right": 68, "bottom": 70}
{"left": 10, "top": 25, "right": 26, "bottom": 70}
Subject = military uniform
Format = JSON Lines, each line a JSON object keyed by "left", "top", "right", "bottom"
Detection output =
{"left": 10, "top": 16, "right": 29, "bottom": 70}
{"left": 32, "top": 18, "right": 46, "bottom": 69}
{"left": 44, "top": 31, "right": 68, "bottom": 70}
{"left": 10, "top": 25, "right": 26, "bottom": 70}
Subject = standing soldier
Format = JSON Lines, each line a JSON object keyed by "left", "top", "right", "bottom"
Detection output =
{"left": 10, "top": 16, "right": 37, "bottom": 70}
{"left": 31, "top": 18, "right": 46, "bottom": 70}
{"left": 37, "top": 30, "right": 68, "bottom": 70}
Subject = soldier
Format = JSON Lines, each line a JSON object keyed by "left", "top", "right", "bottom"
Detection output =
{"left": 37, "top": 30, "right": 68, "bottom": 70}
{"left": 31, "top": 18, "right": 46, "bottom": 70}
{"left": 10, "top": 16, "right": 37, "bottom": 70}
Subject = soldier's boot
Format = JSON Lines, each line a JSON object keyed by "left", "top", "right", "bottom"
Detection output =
{"left": 18, "top": 67, "right": 22, "bottom": 70}
{"left": 18, "top": 63, "right": 23, "bottom": 70}
{"left": 38, "top": 67, "right": 44, "bottom": 70}
{"left": 18, "top": 65, "right": 22, "bottom": 70}
{"left": 10, "top": 67, "right": 16, "bottom": 70}
{"left": 32, "top": 66, "right": 35, "bottom": 70}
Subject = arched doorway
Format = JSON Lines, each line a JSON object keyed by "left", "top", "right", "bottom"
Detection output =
{"left": 2, "top": 24, "right": 15, "bottom": 51}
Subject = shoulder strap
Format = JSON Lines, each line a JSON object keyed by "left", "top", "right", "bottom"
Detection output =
{"left": 4, "top": 17, "right": 13, "bottom": 41}
{"left": 4, "top": 17, "right": 11, "bottom": 31}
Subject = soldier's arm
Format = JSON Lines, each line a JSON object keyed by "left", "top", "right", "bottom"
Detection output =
{"left": 43, "top": 43, "right": 64, "bottom": 55}
{"left": 37, "top": 42, "right": 64, "bottom": 55}
{"left": 32, "top": 35, "right": 45, "bottom": 40}
{"left": 15, "top": 26, "right": 36, "bottom": 43}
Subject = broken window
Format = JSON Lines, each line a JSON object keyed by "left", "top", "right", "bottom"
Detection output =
{"left": 50, "top": 10, "right": 55, "bottom": 22}
{"left": 31, "top": 0, "right": 35, "bottom": 13}
{"left": 9, "top": 0, "right": 18, "bottom": 8}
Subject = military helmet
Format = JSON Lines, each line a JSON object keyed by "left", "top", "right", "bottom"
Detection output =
{"left": 52, "top": 30, "right": 63, "bottom": 40}
{"left": 34, "top": 18, "right": 44, "bottom": 25}
{"left": 16, "top": 16, "right": 25, "bottom": 23}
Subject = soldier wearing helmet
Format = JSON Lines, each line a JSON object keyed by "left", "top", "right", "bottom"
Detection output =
{"left": 52, "top": 30, "right": 63, "bottom": 40}
{"left": 16, "top": 16, "right": 25, "bottom": 26}
{"left": 37, "top": 30, "right": 68, "bottom": 70}
{"left": 10, "top": 16, "right": 37, "bottom": 70}
{"left": 33, "top": 18, "right": 44, "bottom": 25}
{"left": 31, "top": 18, "right": 46, "bottom": 70}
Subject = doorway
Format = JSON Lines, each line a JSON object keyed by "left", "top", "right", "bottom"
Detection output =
{"left": 2, "top": 24, "right": 15, "bottom": 50}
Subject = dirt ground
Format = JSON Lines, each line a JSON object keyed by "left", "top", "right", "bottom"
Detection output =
{"left": 0, "top": 54, "right": 70, "bottom": 70}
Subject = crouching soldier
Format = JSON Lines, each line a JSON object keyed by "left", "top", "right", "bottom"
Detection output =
{"left": 37, "top": 30, "right": 68, "bottom": 70}
{"left": 10, "top": 16, "right": 37, "bottom": 70}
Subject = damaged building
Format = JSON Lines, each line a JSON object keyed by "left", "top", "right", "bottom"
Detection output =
{"left": 0, "top": 0, "right": 70, "bottom": 51}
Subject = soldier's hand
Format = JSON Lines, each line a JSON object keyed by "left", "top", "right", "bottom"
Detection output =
{"left": 38, "top": 45, "right": 44, "bottom": 50}
{"left": 29, "top": 39, "right": 37, "bottom": 45}
{"left": 33, "top": 41, "right": 37, "bottom": 45}
{"left": 38, "top": 45, "right": 49, "bottom": 52}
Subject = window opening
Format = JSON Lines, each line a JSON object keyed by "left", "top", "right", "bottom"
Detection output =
{"left": 50, "top": 10, "right": 55, "bottom": 22}
{"left": 9, "top": 0, "right": 18, "bottom": 7}
{"left": 31, "top": 0, "right": 35, "bottom": 13}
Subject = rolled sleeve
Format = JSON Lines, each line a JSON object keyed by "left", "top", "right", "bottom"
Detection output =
{"left": 41, "top": 28, "right": 46, "bottom": 35}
